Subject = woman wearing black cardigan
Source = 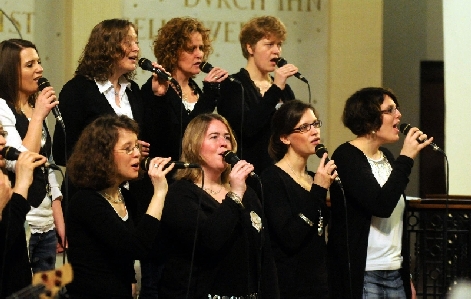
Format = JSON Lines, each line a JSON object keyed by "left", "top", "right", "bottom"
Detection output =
{"left": 328, "top": 87, "right": 426, "bottom": 299}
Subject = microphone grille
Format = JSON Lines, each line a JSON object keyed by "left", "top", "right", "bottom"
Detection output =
{"left": 38, "top": 77, "right": 50, "bottom": 91}
{"left": 276, "top": 57, "right": 287, "bottom": 68}
{"left": 199, "top": 62, "right": 213, "bottom": 73}
{"left": 399, "top": 123, "right": 410, "bottom": 135}
{"left": 138, "top": 58, "right": 153, "bottom": 71}
{"left": 222, "top": 150, "right": 238, "bottom": 165}
{"left": 314, "top": 144, "right": 328, "bottom": 159}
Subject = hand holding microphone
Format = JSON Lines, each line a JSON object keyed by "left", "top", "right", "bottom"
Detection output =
{"left": 37, "top": 77, "right": 65, "bottom": 130}
{"left": 276, "top": 57, "right": 308, "bottom": 84}
{"left": 398, "top": 123, "right": 444, "bottom": 156}
{"left": 199, "top": 62, "right": 240, "bottom": 84}
{"left": 7, "top": 150, "right": 47, "bottom": 199}
{"left": 315, "top": 144, "right": 342, "bottom": 187}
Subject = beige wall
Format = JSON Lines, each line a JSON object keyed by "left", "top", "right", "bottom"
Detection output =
{"left": 326, "top": 0, "right": 383, "bottom": 154}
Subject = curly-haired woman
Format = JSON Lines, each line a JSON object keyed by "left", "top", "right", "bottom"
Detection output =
{"left": 138, "top": 18, "right": 229, "bottom": 296}
{"left": 65, "top": 115, "right": 172, "bottom": 298}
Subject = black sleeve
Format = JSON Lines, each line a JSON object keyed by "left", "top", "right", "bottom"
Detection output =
{"left": 0, "top": 193, "right": 30, "bottom": 253}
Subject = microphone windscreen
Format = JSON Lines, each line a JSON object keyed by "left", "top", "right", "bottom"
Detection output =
{"left": 399, "top": 123, "right": 411, "bottom": 135}
{"left": 138, "top": 58, "right": 154, "bottom": 72}
{"left": 222, "top": 150, "right": 239, "bottom": 166}
{"left": 0, "top": 146, "right": 21, "bottom": 160}
{"left": 276, "top": 57, "right": 288, "bottom": 68}
{"left": 38, "top": 77, "right": 50, "bottom": 91}
{"left": 314, "top": 144, "right": 328, "bottom": 159}
{"left": 199, "top": 61, "right": 213, "bottom": 73}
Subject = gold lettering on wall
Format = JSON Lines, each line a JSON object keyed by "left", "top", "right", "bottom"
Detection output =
{"left": 279, "top": 0, "right": 321, "bottom": 11}
{"left": 185, "top": 0, "right": 265, "bottom": 10}
{"left": 0, "top": 10, "right": 34, "bottom": 35}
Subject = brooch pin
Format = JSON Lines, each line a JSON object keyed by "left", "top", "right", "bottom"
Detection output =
{"left": 250, "top": 211, "right": 262, "bottom": 232}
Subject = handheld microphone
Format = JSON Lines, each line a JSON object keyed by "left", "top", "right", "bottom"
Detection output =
{"left": 140, "top": 157, "right": 200, "bottom": 171}
{"left": 276, "top": 57, "right": 309, "bottom": 84}
{"left": 199, "top": 62, "right": 241, "bottom": 84}
{"left": 222, "top": 150, "right": 259, "bottom": 178}
{"left": 138, "top": 58, "right": 176, "bottom": 84}
{"left": 38, "top": 77, "right": 65, "bottom": 130}
{"left": 0, "top": 146, "right": 60, "bottom": 170}
{"left": 399, "top": 123, "right": 444, "bottom": 153}
{"left": 314, "top": 144, "right": 343, "bottom": 186}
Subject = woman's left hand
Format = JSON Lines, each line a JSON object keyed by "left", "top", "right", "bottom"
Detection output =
{"left": 203, "top": 67, "right": 229, "bottom": 83}
{"left": 313, "top": 152, "right": 337, "bottom": 188}
{"left": 138, "top": 140, "right": 150, "bottom": 157}
{"left": 32, "top": 86, "right": 58, "bottom": 121}
{"left": 148, "top": 157, "right": 173, "bottom": 193}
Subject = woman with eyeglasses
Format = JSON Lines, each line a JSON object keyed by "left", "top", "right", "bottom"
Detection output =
{"left": 65, "top": 115, "right": 173, "bottom": 298}
{"left": 328, "top": 87, "right": 426, "bottom": 299}
{"left": 261, "top": 100, "right": 335, "bottom": 298}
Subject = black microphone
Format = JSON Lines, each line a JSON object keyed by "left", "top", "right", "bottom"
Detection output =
{"left": 314, "top": 144, "right": 343, "bottom": 186}
{"left": 138, "top": 58, "right": 177, "bottom": 84}
{"left": 0, "top": 146, "right": 60, "bottom": 170}
{"left": 38, "top": 77, "right": 65, "bottom": 130}
{"left": 222, "top": 150, "right": 259, "bottom": 178}
{"left": 399, "top": 123, "right": 444, "bottom": 153}
{"left": 276, "top": 57, "right": 308, "bottom": 84}
{"left": 199, "top": 61, "right": 241, "bottom": 84}
{"left": 140, "top": 157, "right": 200, "bottom": 172}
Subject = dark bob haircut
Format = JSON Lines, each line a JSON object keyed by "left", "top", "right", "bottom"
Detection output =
{"left": 67, "top": 114, "right": 139, "bottom": 190}
{"left": 269, "top": 99, "right": 317, "bottom": 162}
{"left": 342, "top": 87, "right": 399, "bottom": 136}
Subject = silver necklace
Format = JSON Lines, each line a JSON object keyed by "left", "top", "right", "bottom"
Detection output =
{"left": 99, "top": 188, "right": 124, "bottom": 204}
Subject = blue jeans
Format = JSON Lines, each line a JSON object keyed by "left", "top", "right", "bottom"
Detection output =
{"left": 363, "top": 270, "right": 406, "bottom": 299}
{"left": 29, "top": 229, "right": 57, "bottom": 273}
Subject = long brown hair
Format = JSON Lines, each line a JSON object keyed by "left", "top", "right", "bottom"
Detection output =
{"left": 0, "top": 39, "right": 38, "bottom": 112}
{"left": 174, "top": 114, "right": 237, "bottom": 184}
{"left": 75, "top": 19, "right": 137, "bottom": 81}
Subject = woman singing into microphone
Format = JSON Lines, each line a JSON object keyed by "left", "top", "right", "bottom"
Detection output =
{"left": 218, "top": 16, "right": 298, "bottom": 175}
{"left": 0, "top": 39, "right": 65, "bottom": 273}
{"left": 158, "top": 113, "right": 278, "bottom": 298}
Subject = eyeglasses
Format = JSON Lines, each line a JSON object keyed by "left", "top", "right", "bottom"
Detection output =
{"left": 381, "top": 106, "right": 399, "bottom": 115}
{"left": 0, "top": 130, "right": 7, "bottom": 138}
{"left": 291, "top": 120, "right": 322, "bottom": 133}
{"left": 115, "top": 143, "right": 141, "bottom": 155}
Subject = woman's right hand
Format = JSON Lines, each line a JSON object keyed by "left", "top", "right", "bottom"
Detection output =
{"left": 150, "top": 62, "right": 170, "bottom": 96}
{"left": 399, "top": 126, "right": 433, "bottom": 159}
{"left": 32, "top": 86, "right": 58, "bottom": 121}
{"left": 228, "top": 160, "right": 254, "bottom": 199}
{"left": 313, "top": 153, "right": 337, "bottom": 189}
{"left": 13, "top": 151, "right": 46, "bottom": 198}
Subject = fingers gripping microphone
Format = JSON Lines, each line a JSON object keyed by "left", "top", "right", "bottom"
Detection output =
{"left": 315, "top": 144, "right": 343, "bottom": 186}
{"left": 0, "top": 146, "right": 59, "bottom": 170}
{"left": 38, "top": 77, "right": 65, "bottom": 130}
{"left": 222, "top": 150, "right": 259, "bottom": 178}
{"left": 138, "top": 58, "right": 177, "bottom": 84}
{"left": 140, "top": 157, "right": 200, "bottom": 171}
{"left": 399, "top": 123, "right": 444, "bottom": 153}
{"left": 199, "top": 62, "right": 241, "bottom": 84}
{"left": 276, "top": 57, "right": 309, "bottom": 84}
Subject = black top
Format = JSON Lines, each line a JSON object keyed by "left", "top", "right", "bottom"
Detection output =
{"left": 140, "top": 77, "right": 218, "bottom": 162}
{"left": 328, "top": 142, "right": 413, "bottom": 299}
{"left": 66, "top": 188, "right": 160, "bottom": 298}
{"left": 158, "top": 180, "right": 279, "bottom": 299}
{"left": 261, "top": 165, "right": 329, "bottom": 299}
{"left": 218, "top": 69, "right": 295, "bottom": 174}
{"left": 52, "top": 75, "right": 144, "bottom": 167}
{"left": 0, "top": 193, "right": 32, "bottom": 298}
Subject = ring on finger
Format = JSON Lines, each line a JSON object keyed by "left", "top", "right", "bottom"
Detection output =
{"left": 214, "top": 75, "right": 219, "bottom": 79}
{"left": 154, "top": 163, "right": 159, "bottom": 168}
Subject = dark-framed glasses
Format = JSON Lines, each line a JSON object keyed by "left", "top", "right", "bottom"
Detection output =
{"left": 292, "top": 120, "right": 322, "bottom": 133}
{"left": 115, "top": 143, "right": 141, "bottom": 155}
{"left": 381, "top": 106, "right": 399, "bottom": 115}
{"left": 0, "top": 130, "right": 8, "bottom": 138}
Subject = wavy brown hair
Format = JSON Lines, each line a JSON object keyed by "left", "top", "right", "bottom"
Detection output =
{"left": 153, "top": 17, "right": 212, "bottom": 74}
{"left": 342, "top": 87, "right": 399, "bottom": 136}
{"left": 269, "top": 100, "right": 317, "bottom": 161}
{"left": 0, "top": 39, "right": 38, "bottom": 112}
{"left": 75, "top": 19, "right": 137, "bottom": 81}
{"left": 67, "top": 114, "right": 139, "bottom": 190}
{"left": 174, "top": 113, "right": 237, "bottom": 184}
{"left": 239, "top": 16, "right": 287, "bottom": 59}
